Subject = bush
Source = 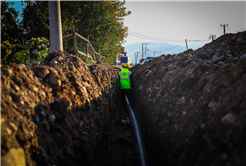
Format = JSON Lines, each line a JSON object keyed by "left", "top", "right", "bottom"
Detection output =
{"left": 2, "top": 37, "right": 50, "bottom": 66}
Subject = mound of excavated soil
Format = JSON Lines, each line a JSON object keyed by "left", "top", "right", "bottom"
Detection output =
{"left": 131, "top": 31, "right": 246, "bottom": 166}
{"left": 1, "top": 52, "right": 121, "bottom": 166}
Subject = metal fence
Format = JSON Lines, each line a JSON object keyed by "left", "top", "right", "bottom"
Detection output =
{"left": 63, "top": 26, "right": 106, "bottom": 63}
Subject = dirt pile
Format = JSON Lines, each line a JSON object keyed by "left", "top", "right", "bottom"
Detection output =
{"left": 192, "top": 31, "right": 246, "bottom": 66}
{"left": 131, "top": 31, "right": 246, "bottom": 166}
{"left": 1, "top": 52, "right": 121, "bottom": 166}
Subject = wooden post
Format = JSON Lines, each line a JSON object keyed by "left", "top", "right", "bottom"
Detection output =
{"left": 185, "top": 39, "right": 188, "bottom": 50}
{"left": 72, "top": 26, "right": 78, "bottom": 56}
{"left": 86, "top": 35, "right": 89, "bottom": 55}
{"left": 98, "top": 49, "right": 100, "bottom": 62}
{"left": 64, "top": 40, "right": 68, "bottom": 53}
{"left": 48, "top": 1, "right": 63, "bottom": 52}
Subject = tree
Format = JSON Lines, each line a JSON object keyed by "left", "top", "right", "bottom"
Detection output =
{"left": 20, "top": 1, "right": 49, "bottom": 40}
{"left": 20, "top": 1, "right": 131, "bottom": 64}
{"left": 1, "top": 1, "right": 22, "bottom": 42}
{"left": 61, "top": 1, "right": 131, "bottom": 64}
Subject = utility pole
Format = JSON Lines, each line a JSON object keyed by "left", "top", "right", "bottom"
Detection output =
{"left": 135, "top": 52, "right": 137, "bottom": 65}
{"left": 142, "top": 43, "right": 144, "bottom": 59}
{"left": 72, "top": 26, "right": 78, "bottom": 56}
{"left": 48, "top": 1, "right": 63, "bottom": 52}
{"left": 136, "top": 52, "right": 140, "bottom": 64}
{"left": 142, "top": 43, "right": 148, "bottom": 59}
{"left": 208, "top": 34, "right": 216, "bottom": 41}
{"left": 145, "top": 48, "right": 149, "bottom": 58}
{"left": 135, "top": 52, "right": 140, "bottom": 64}
{"left": 220, "top": 24, "right": 229, "bottom": 35}
{"left": 145, "top": 43, "right": 148, "bottom": 58}
{"left": 144, "top": 43, "right": 149, "bottom": 58}
{"left": 185, "top": 39, "right": 188, "bottom": 50}
{"left": 154, "top": 51, "right": 155, "bottom": 57}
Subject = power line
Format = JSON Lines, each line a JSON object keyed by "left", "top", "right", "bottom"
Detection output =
{"left": 129, "top": 31, "right": 183, "bottom": 41}
{"left": 128, "top": 31, "right": 183, "bottom": 42}
{"left": 165, "top": 45, "right": 180, "bottom": 52}
{"left": 128, "top": 32, "right": 208, "bottom": 42}
{"left": 129, "top": 34, "right": 207, "bottom": 42}
{"left": 128, "top": 32, "right": 184, "bottom": 42}
{"left": 187, "top": 39, "right": 207, "bottom": 42}
{"left": 148, "top": 50, "right": 160, "bottom": 53}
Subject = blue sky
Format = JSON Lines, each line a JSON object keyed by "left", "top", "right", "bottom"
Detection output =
{"left": 11, "top": 1, "right": 23, "bottom": 10}
{"left": 8, "top": 1, "right": 26, "bottom": 21}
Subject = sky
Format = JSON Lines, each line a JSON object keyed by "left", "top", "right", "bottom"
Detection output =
{"left": 122, "top": 0, "right": 246, "bottom": 48}
{"left": 4, "top": 0, "right": 24, "bottom": 20}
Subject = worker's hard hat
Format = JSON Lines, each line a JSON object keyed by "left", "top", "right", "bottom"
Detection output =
{"left": 124, "top": 63, "right": 130, "bottom": 68}
{"left": 121, "top": 63, "right": 125, "bottom": 66}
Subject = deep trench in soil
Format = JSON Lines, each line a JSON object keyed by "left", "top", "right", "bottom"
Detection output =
{"left": 93, "top": 104, "right": 138, "bottom": 166}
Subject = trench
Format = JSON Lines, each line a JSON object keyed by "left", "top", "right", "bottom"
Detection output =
{"left": 92, "top": 98, "right": 137, "bottom": 166}
{"left": 92, "top": 69, "right": 148, "bottom": 166}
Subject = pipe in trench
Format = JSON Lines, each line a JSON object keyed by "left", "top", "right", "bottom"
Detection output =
{"left": 125, "top": 95, "right": 149, "bottom": 166}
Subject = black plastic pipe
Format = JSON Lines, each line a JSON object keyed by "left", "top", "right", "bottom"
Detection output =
{"left": 125, "top": 95, "right": 149, "bottom": 166}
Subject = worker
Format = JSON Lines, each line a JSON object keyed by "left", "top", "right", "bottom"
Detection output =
{"left": 119, "top": 63, "right": 134, "bottom": 109}
{"left": 121, "top": 63, "right": 125, "bottom": 68}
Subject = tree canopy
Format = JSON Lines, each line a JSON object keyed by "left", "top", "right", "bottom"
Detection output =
{"left": 20, "top": 1, "right": 49, "bottom": 40}
{"left": 4, "top": 1, "right": 131, "bottom": 64}
{"left": 1, "top": 1, "right": 22, "bottom": 42}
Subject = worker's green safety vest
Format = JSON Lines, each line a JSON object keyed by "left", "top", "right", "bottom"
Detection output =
{"left": 119, "top": 68, "right": 132, "bottom": 89}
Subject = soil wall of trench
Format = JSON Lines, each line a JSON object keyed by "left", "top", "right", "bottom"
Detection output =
{"left": 131, "top": 31, "right": 246, "bottom": 166}
{"left": 1, "top": 52, "right": 121, "bottom": 166}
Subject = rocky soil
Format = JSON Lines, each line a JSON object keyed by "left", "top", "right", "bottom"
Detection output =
{"left": 130, "top": 31, "right": 246, "bottom": 166}
{"left": 1, "top": 51, "right": 133, "bottom": 166}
